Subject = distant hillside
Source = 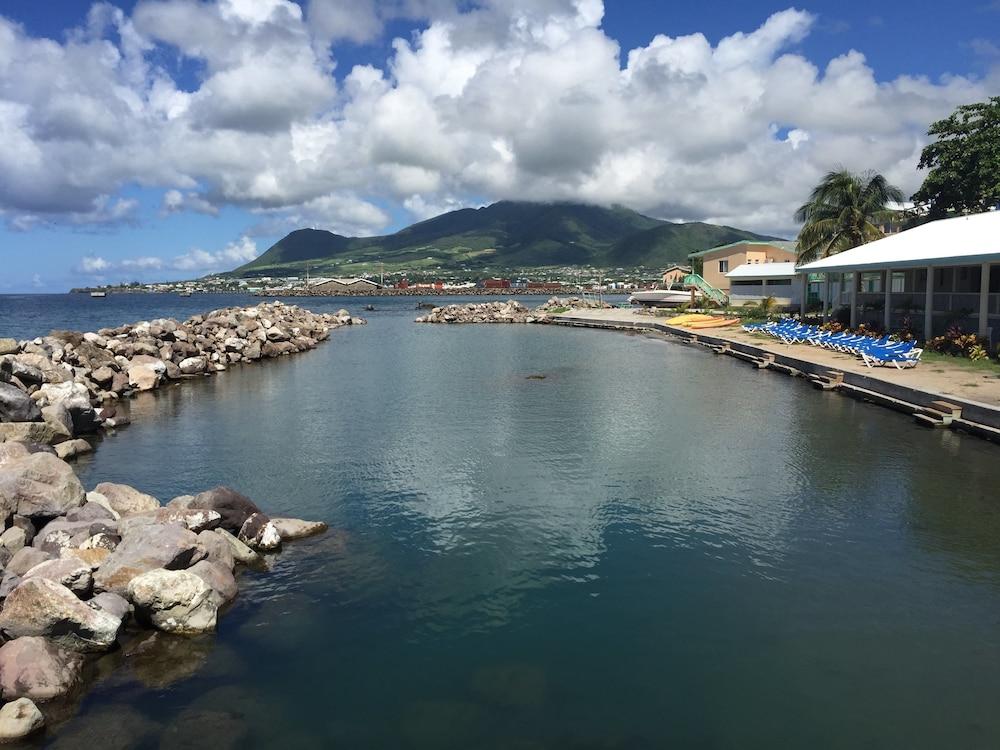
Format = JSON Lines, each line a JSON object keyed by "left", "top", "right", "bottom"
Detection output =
{"left": 234, "top": 201, "right": 784, "bottom": 277}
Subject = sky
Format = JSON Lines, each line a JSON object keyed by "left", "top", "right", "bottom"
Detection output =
{"left": 0, "top": 0, "right": 997, "bottom": 292}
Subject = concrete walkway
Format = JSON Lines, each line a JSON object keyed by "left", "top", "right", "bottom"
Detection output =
{"left": 550, "top": 308, "right": 1000, "bottom": 436}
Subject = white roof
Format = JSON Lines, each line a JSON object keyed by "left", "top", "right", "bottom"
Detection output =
{"left": 311, "top": 277, "right": 378, "bottom": 286}
{"left": 798, "top": 210, "right": 1000, "bottom": 273}
{"left": 725, "top": 262, "right": 798, "bottom": 279}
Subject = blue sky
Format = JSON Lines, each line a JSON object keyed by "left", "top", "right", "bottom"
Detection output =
{"left": 0, "top": 0, "right": 997, "bottom": 292}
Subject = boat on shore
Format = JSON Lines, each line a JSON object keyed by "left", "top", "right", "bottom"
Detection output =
{"left": 628, "top": 285, "right": 701, "bottom": 307}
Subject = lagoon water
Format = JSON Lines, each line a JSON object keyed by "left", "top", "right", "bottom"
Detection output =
{"left": 3, "top": 293, "right": 1000, "bottom": 748}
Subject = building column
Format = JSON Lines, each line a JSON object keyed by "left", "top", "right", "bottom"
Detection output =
{"left": 822, "top": 274, "right": 830, "bottom": 321}
{"left": 849, "top": 272, "right": 858, "bottom": 328}
{"left": 799, "top": 273, "right": 807, "bottom": 317}
{"left": 979, "top": 262, "right": 991, "bottom": 338}
{"left": 924, "top": 266, "right": 934, "bottom": 342}
{"left": 883, "top": 270, "right": 891, "bottom": 331}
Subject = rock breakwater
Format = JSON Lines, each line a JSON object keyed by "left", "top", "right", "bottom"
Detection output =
{"left": 414, "top": 297, "right": 610, "bottom": 324}
{"left": 0, "top": 445, "right": 329, "bottom": 742}
{"left": 0, "top": 302, "right": 364, "bottom": 459}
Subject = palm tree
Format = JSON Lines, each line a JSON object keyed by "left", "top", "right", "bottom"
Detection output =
{"left": 794, "top": 170, "right": 904, "bottom": 263}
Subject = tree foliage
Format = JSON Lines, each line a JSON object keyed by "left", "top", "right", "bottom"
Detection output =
{"left": 794, "top": 170, "right": 903, "bottom": 263}
{"left": 913, "top": 97, "right": 1000, "bottom": 217}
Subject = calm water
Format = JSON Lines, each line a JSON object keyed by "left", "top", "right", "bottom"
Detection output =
{"left": 3, "top": 294, "right": 1000, "bottom": 749}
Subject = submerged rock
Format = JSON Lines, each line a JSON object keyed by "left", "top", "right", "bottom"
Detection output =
{"left": 270, "top": 517, "right": 328, "bottom": 541}
{"left": 0, "top": 636, "right": 83, "bottom": 702}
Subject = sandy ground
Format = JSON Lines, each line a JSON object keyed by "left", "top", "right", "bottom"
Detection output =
{"left": 554, "top": 308, "right": 1000, "bottom": 408}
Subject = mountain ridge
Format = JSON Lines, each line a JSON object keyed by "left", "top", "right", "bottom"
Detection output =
{"left": 234, "top": 201, "right": 786, "bottom": 277}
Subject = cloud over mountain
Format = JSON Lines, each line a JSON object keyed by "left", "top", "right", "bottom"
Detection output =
{"left": 0, "top": 0, "right": 995, "bottom": 238}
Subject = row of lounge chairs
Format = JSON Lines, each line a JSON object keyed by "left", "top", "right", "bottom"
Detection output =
{"left": 742, "top": 320, "right": 923, "bottom": 369}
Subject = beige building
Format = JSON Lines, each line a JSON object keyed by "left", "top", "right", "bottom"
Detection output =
{"left": 688, "top": 241, "right": 796, "bottom": 292}
{"left": 661, "top": 264, "right": 691, "bottom": 286}
{"left": 308, "top": 277, "right": 380, "bottom": 294}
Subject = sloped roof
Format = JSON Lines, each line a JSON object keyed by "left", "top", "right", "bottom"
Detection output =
{"left": 797, "top": 211, "right": 1000, "bottom": 273}
{"left": 688, "top": 240, "right": 795, "bottom": 259}
{"left": 725, "top": 262, "right": 798, "bottom": 279}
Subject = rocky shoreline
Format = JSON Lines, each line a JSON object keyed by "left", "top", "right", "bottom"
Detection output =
{"left": 0, "top": 447, "right": 329, "bottom": 742}
{"left": 414, "top": 297, "right": 611, "bottom": 324}
{"left": 0, "top": 301, "right": 364, "bottom": 741}
{"left": 0, "top": 302, "right": 364, "bottom": 460}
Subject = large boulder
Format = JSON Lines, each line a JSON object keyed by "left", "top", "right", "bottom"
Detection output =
{"left": 0, "top": 383, "right": 41, "bottom": 423}
{"left": 88, "top": 591, "right": 131, "bottom": 622}
{"left": 0, "top": 453, "right": 86, "bottom": 520}
{"left": 126, "top": 569, "right": 218, "bottom": 634}
{"left": 189, "top": 486, "right": 262, "bottom": 533}
{"left": 0, "top": 578, "right": 122, "bottom": 651}
{"left": 127, "top": 356, "right": 165, "bottom": 392}
{"left": 271, "top": 517, "right": 328, "bottom": 541}
{"left": 55, "top": 438, "right": 94, "bottom": 461}
{"left": 0, "top": 421, "right": 68, "bottom": 445}
{"left": 178, "top": 357, "right": 207, "bottom": 375}
{"left": 0, "top": 636, "right": 83, "bottom": 701}
{"left": 4, "top": 548, "right": 52, "bottom": 578}
{"left": 237, "top": 513, "right": 281, "bottom": 552}
{"left": 188, "top": 560, "right": 238, "bottom": 609}
{"left": 213, "top": 528, "right": 263, "bottom": 567}
{"left": 118, "top": 507, "right": 222, "bottom": 535}
{"left": 196, "top": 530, "right": 235, "bottom": 570}
{"left": 0, "top": 527, "right": 26, "bottom": 556}
{"left": 93, "top": 524, "right": 206, "bottom": 595}
{"left": 22, "top": 559, "right": 93, "bottom": 598}
{"left": 92, "top": 482, "right": 160, "bottom": 516}
{"left": 0, "top": 340, "right": 17, "bottom": 357}
{"left": 0, "top": 698, "right": 44, "bottom": 742}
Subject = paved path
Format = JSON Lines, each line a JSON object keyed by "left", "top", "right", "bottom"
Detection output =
{"left": 554, "top": 309, "right": 1000, "bottom": 409}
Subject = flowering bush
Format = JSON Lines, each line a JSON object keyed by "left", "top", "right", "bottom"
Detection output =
{"left": 926, "top": 325, "right": 990, "bottom": 359}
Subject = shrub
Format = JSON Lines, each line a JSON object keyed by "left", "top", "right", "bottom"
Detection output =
{"left": 925, "top": 325, "right": 989, "bottom": 359}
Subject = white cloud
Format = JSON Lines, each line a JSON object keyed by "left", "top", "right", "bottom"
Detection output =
{"left": 172, "top": 236, "right": 259, "bottom": 270}
{"left": 79, "top": 255, "right": 111, "bottom": 273}
{"left": 75, "top": 236, "right": 260, "bottom": 277}
{"left": 0, "top": 1, "right": 997, "bottom": 239}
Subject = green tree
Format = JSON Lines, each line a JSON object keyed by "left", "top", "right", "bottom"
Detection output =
{"left": 912, "top": 97, "right": 1000, "bottom": 217}
{"left": 794, "top": 169, "right": 903, "bottom": 263}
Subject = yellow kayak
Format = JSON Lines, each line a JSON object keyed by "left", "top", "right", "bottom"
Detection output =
{"left": 685, "top": 318, "right": 740, "bottom": 329}
{"left": 665, "top": 314, "right": 714, "bottom": 325}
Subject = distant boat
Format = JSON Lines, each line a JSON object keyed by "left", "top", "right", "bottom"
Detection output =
{"left": 179, "top": 291, "right": 192, "bottom": 297}
{"left": 90, "top": 291, "right": 107, "bottom": 298}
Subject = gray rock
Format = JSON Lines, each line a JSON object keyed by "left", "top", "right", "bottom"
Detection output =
{"left": 0, "top": 340, "right": 17, "bottom": 357}
{"left": 0, "top": 421, "right": 69, "bottom": 446}
{"left": 55, "top": 438, "right": 94, "bottom": 460}
{"left": 189, "top": 486, "right": 262, "bottom": 533}
{"left": 33, "top": 518, "right": 117, "bottom": 555}
{"left": 0, "top": 527, "right": 26, "bottom": 556}
{"left": 213, "top": 528, "right": 263, "bottom": 566}
{"left": 166, "top": 494, "right": 195, "bottom": 509}
{"left": 9, "top": 515, "right": 35, "bottom": 545}
{"left": 118, "top": 507, "right": 222, "bottom": 536}
{"left": 271, "top": 517, "right": 328, "bottom": 541}
{"left": 0, "top": 383, "right": 41, "bottom": 423}
{"left": 0, "top": 452, "right": 86, "bottom": 520}
{"left": 93, "top": 523, "right": 206, "bottom": 595}
{"left": 0, "top": 577, "right": 122, "bottom": 651}
{"left": 0, "top": 636, "right": 83, "bottom": 701}
{"left": 59, "top": 547, "right": 111, "bottom": 570}
{"left": 0, "top": 442, "right": 32, "bottom": 467}
{"left": 41, "top": 402, "right": 74, "bottom": 438}
{"left": 188, "top": 560, "right": 238, "bottom": 609}
{"left": 196, "top": 530, "right": 235, "bottom": 570}
{"left": 0, "top": 697, "right": 44, "bottom": 741}
{"left": 92, "top": 482, "right": 160, "bottom": 516}
{"left": 5, "top": 548, "right": 52, "bottom": 578}
{"left": 238, "top": 513, "right": 281, "bottom": 552}
{"left": 66, "top": 501, "right": 116, "bottom": 523}
{"left": 178, "top": 356, "right": 207, "bottom": 375}
{"left": 85, "top": 490, "right": 120, "bottom": 520}
{"left": 127, "top": 568, "right": 218, "bottom": 634}
{"left": 23, "top": 558, "right": 93, "bottom": 597}
{"left": 88, "top": 591, "right": 131, "bottom": 622}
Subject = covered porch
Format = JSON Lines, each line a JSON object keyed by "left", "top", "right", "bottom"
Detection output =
{"left": 798, "top": 212, "right": 1000, "bottom": 344}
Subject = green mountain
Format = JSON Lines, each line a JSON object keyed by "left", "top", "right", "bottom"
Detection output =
{"left": 234, "top": 201, "right": 784, "bottom": 277}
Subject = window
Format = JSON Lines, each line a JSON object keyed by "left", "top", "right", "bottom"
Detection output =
{"left": 767, "top": 279, "right": 793, "bottom": 286}
{"left": 891, "top": 272, "right": 905, "bottom": 293}
{"left": 719, "top": 260, "right": 729, "bottom": 273}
